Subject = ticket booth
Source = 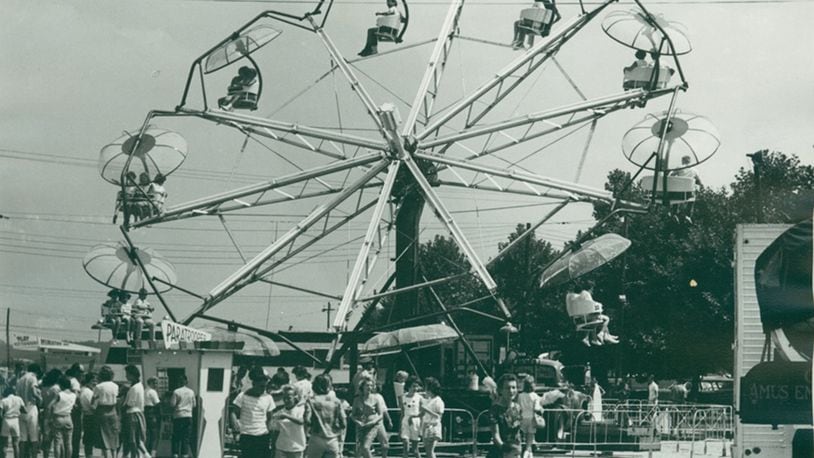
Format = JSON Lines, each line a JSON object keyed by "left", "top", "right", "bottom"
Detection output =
{"left": 137, "top": 344, "right": 235, "bottom": 458}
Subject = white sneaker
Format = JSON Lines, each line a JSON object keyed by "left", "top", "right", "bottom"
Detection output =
{"left": 582, "top": 335, "right": 591, "bottom": 347}
{"left": 603, "top": 334, "right": 619, "bottom": 344}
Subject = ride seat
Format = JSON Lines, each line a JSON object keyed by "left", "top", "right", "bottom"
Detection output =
{"left": 376, "top": 14, "right": 403, "bottom": 43}
{"left": 517, "top": 7, "right": 555, "bottom": 36}
{"left": 565, "top": 291, "right": 605, "bottom": 331}
{"left": 640, "top": 175, "right": 696, "bottom": 204}
{"left": 623, "top": 65, "right": 674, "bottom": 90}
{"left": 232, "top": 79, "right": 260, "bottom": 110}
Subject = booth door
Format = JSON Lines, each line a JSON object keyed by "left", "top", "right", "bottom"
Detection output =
{"left": 156, "top": 368, "right": 198, "bottom": 458}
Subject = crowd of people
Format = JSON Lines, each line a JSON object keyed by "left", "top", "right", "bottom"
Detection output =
{"left": 113, "top": 172, "right": 167, "bottom": 226}
{"left": 96, "top": 289, "right": 156, "bottom": 347}
{"left": 226, "top": 361, "right": 557, "bottom": 458}
{"left": 0, "top": 362, "right": 195, "bottom": 458}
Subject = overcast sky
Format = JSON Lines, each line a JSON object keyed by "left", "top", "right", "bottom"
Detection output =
{"left": 1, "top": 0, "right": 812, "bottom": 341}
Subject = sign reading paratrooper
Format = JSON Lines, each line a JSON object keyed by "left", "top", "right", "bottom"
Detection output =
{"left": 160, "top": 320, "right": 211, "bottom": 349}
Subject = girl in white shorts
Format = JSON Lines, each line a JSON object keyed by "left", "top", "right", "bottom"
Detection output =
{"left": 419, "top": 378, "right": 444, "bottom": 458}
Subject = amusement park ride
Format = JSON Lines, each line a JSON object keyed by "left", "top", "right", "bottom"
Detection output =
{"left": 81, "top": 0, "right": 722, "bottom": 450}
{"left": 84, "top": 0, "right": 722, "bottom": 361}
{"left": 80, "top": 0, "right": 725, "bottom": 453}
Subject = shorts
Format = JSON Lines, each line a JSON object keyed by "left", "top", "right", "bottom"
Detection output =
{"left": 20, "top": 406, "right": 38, "bottom": 442}
{"left": 275, "top": 450, "right": 304, "bottom": 458}
{"left": 520, "top": 417, "right": 536, "bottom": 435}
{"left": 400, "top": 416, "right": 420, "bottom": 441}
{"left": 304, "top": 434, "right": 341, "bottom": 458}
{"left": 422, "top": 422, "right": 441, "bottom": 441}
{"left": 1, "top": 418, "right": 20, "bottom": 438}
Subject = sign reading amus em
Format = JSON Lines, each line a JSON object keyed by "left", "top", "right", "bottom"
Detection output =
{"left": 740, "top": 361, "right": 812, "bottom": 425}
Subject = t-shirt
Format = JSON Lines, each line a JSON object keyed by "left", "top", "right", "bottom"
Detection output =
{"left": 489, "top": 400, "right": 522, "bottom": 446}
{"left": 233, "top": 391, "right": 275, "bottom": 436}
{"left": 125, "top": 382, "right": 145, "bottom": 413}
{"left": 293, "top": 379, "right": 312, "bottom": 400}
{"left": 51, "top": 391, "right": 77, "bottom": 416}
{"left": 145, "top": 388, "right": 160, "bottom": 407}
{"left": 275, "top": 404, "right": 306, "bottom": 452}
{"left": 171, "top": 386, "right": 196, "bottom": 418}
{"left": 1, "top": 395, "right": 24, "bottom": 419}
{"left": 15, "top": 372, "right": 40, "bottom": 406}
{"left": 517, "top": 392, "right": 540, "bottom": 419}
{"left": 648, "top": 382, "right": 659, "bottom": 404}
{"left": 132, "top": 298, "right": 153, "bottom": 319}
{"left": 79, "top": 387, "right": 94, "bottom": 414}
{"left": 402, "top": 392, "right": 421, "bottom": 419}
{"left": 421, "top": 395, "right": 444, "bottom": 425}
{"left": 93, "top": 381, "right": 119, "bottom": 406}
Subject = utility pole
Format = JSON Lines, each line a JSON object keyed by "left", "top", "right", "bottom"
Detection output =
{"left": 5, "top": 308, "right": 10, "bottom": 373}
{"left": 322, "top": 302, "right": 333, "bottom": 331}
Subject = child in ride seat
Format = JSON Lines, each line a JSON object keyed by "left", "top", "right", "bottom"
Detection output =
{"left": 218, "top": 66, "right": 259, "bottom": 111}
{"left": 147, "top": 174, "right": 168, "bottom": 217}
{"left": 511, "top": 0, "right": 560, "bottom": 50}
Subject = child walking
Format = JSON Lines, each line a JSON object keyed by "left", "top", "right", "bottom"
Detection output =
{"left": 1, "top": 387, "right": 26, "bottom": 458}
{"left": 272, "top": 385, "right": 309, "bottom": 458}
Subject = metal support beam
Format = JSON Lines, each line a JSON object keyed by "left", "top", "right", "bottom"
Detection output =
{"left": 402, "top": 0, "right": 465, "bottom": 134}
{"left": 187, "top": 109, "right": 386, "bottom": 151}
{"left": 333, "top": 162, "right": 401, "bottom": 330}
{"left": 401, "top": 154, "right": 506, "bottom": 316}
{"left": 206, "top": 159, "right": 390, "bottom": 302}
{"left": 415, "top": 1, "right": 615, "bottom": 142}
{"left": 416, "top": 151, "right": 614, "bottom": 202}
{"left": 136, "top": 153, "right": 382, "bottom": 224}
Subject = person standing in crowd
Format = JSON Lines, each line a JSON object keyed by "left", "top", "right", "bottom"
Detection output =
{"left": 400, "top": 376, "right": 422, "bottom": 458}
{"left": 1, "top": 386, "right": 26, "bottom": 458}
{"left": 517, "top": 375, "right": 542, "bottom": 458}
{"left": 292, "top": 367, "right": 313, "bottom": 401}
{"left": 65, "top": 364, "right": 83, "bottom": 458}
{"left": 392, "top": 371, "right": 408, "bottom": 410}
{"left": 648, "top": 375, "right": 659, "bottom": 405}
{"left": 352, "top": 359, "right": 376, "bottom": 396}
{"left": 48, "top": 377, "right": 77, "bottom": 458}
{"left": 93, "top": 366, "right": 119, "bottom": 458}
{"left": 272, "top": 385, "right": 309, "bottom": 458}
{"left": 15, "top": 363, "right": 41, "bottom": 458}
{"left": 144, "top": 377, "right": 161, "bottom": 457}
{"left": 41, "top": 368, "right": 64, "bottom": 458}
{"left": 122, "top": 365, "right": 149, "bottom": 458}
{"left": 351, "top": 379, "right": 388, "bottom": 458}
{"left": 170, "top": 375, "right": 197, "bottom": 458}
{"left": 304, "top": 374, "right": 346, "bottom": 458}
{"left": 231, "top": 368, "right": 275, "bottom": 458}
{"left": 78, "top": 373, "right": 96, "bottom": 458}
{"left": 489, "top": 374, "right": 522, "bottom": 458}
{"left": 420, "top": 378, "right": 444, "bottom": 458}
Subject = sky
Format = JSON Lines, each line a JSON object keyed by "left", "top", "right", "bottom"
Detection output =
{"left": 1, "top": 0, "right": 813, "bottom": 342}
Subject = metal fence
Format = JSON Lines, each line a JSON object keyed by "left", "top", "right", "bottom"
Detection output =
{"left": 366, "top": 402, "right": 733, "bottom": 457}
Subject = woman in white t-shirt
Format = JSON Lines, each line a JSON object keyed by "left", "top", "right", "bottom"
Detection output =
{"left": 271, "top": 385, "right": 309, "bottom": 458}
{"left": 400, "top": 376, "right": 422, "bottom": 458}
{"left": 92, "top": 366, "right": 119, "bottom": 458}
{"left": 231, "top": 368, "right": 276, "bottom": 458}
{"left": 49, "top": 377, "right": 77, "bottom": 458}
{"left": 419, "top": 377, "right": 444, "bottom": 458}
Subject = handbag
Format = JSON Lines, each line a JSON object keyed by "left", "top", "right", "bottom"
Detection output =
{"left": 534, "top": 412, "right": 546, "bottom": 429}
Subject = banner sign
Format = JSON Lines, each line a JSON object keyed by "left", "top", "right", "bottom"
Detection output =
{"left": 160, "top": 320, "right": 211, "bottom": 349}
{"left": 740, "top": 361, "right": 812, "bottom": 425}
{"left": 10, "top": 333, "right": 40, "bottom": 350}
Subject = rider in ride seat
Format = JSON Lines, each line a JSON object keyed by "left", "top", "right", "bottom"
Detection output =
{"left": 358, "top": 0, "right": 403, "bottom": 57}
{"left": 565, "top": 290, "right": 618, "bottom": 346}
{"left": 218, "top": 66, "right": 260, "bottom": 111}
{"left": 511, "top": 0, "right": 560, "bottom": 50}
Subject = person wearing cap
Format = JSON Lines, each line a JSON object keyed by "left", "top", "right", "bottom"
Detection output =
{"left": 170, "top": 375, "right": 196, "bottom": 458}
{"left": 231, "top": 367, "right": 275, "bottom": 458}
